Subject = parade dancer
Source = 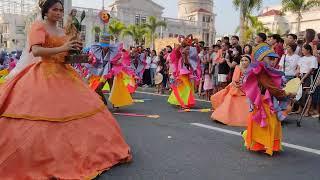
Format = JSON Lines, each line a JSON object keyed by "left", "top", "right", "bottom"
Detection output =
{"left": 241, "top": 43, "right": 294, "bottom": 156}
{"left": 104, "top": 43, "right": 137, "bottom": 108}
{"left": 0, "top": 0, "right": 131, "bottom": 178}
{"left": 86, "top": 33, "right": 112, "bottom": 105}
{"left": 168, "top": 35, "right": 201, "bottom": 108}
{"left": 132, "top": 47, "right": 147, "bottom": 85}
{"left": 210, "top": 55, "right": 251, "bottom": 126}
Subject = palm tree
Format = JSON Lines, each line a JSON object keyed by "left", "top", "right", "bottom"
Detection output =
{"left": 92, "top": 26, "right": 101, "bottom": 42}
{"left": 143, "top": 16, "right": 167, "bottom": 49}
{"left": 233, "top": 0, "right": 263, "bottom": 45}
{"left": 122, "top": 24, "right": 148, "bottom": 46}
{"left": 246, "top": 15, "right": 270, "bottom": 40}
{"left": 235, "top": 14, "right": 270, "bottom": 43}
{"left": 281, "top": 0, "right": 320, "bottom": 34}
{"left": 108, "top": 19, "right": 126, "bottom": 42}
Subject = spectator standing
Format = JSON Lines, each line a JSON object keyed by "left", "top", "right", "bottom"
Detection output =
{"left": 210, "top": 45, "right": 220, "bottom": 94}
{"left": 279, "top": 44, "right": 300, "bottom": 81}
{"left": 268, "top": 34, "right": 285, "bottom": 60}
{"left": 255, "top": 33, "right": 267, "bottom": 45}
{"left": 217, "top": 42, "right": 231, "bottom": 90}
{"left": 294, "top": 44, "right": 319, "bottom": 116}
{"left": 243, "top": 44, "right": 253, "bottom": 55}
{"left": 286, "top": 34, "right": 301, "bottom": 55}
{"left": 150, "top": 50, "right": 159, "bottom": 86}
{"left": 143, "top": 50, "right": 151, "bottom": 87}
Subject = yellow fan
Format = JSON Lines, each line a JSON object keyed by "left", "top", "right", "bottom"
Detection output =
{"left": 284, "top": 78, "right": 301, "bottom": 94}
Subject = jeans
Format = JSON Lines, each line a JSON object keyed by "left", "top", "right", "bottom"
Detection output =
{"left": 150, "top": 68, "right": 157, "bottom": 85}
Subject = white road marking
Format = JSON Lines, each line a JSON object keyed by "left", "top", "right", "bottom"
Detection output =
{"left": 135, "top": 91, "right": 211, "bottom": 103}
{"left": 191, "top": 123, "right": 320, "bottom": 156}
{"left": 135, "top": 90, "right": 320, "bottom": 155}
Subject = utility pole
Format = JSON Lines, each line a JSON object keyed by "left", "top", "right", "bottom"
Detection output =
{"left": 102, "top": 0, "right": 106, "bottom": 33}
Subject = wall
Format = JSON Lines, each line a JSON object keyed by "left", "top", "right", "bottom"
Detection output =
{"left": 178, "top": 0, "right": 213, "bottom": 19}
{"left": 154, "top": 37, "right": 179, "bottom": 55}
{"left": 0, "top": 14, "right": 26, "bottom": 51}
{"left": 258, "top": 7, "right": 320, "bottom": 34}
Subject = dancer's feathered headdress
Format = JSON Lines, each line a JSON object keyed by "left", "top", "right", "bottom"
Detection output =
{"left": 178, "top": 34, "right": 198, "bottom": 47}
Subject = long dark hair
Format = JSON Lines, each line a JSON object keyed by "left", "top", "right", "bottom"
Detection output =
{"left": 39, "top": 0, "right": 63, "bottom": 19}
{"left": 303, "top": 44, "right": 313, "bottom": 55}
{"left": 305, "top": 29, "right": 316, "bottom": 44}
{"left": 243, "top": 44, "right": 252, "bottom": 55}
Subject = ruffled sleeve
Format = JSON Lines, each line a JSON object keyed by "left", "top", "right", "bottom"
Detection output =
{"left": 28, "top": 21, "right": 46, "bottom": 52}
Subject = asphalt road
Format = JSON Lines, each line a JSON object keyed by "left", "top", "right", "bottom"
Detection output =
{"left": 96, "top": 90, "right": 320, "bottom": 180}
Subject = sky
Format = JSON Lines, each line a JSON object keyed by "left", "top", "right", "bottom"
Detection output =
{"left": 72, "top": 0, "right": 281, "bottom": 35}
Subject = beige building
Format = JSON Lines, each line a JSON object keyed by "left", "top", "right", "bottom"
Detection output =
{"left": 0, "top": 0, "right": 36, "bottom": 51}
{"left": 0, "top": 0, "right": 216, "bottom": 50}
{"left": 258, "top": 5, "right": 320, "bottom": 35}
{"left": 70, "top": 0, "right": 216, "bottom": 47}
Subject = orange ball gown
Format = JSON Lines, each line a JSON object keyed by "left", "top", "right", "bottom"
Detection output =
{"left": 0, "top": 21, "right": 131, "bottom": 179}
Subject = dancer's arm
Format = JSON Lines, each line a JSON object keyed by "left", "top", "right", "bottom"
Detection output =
{"left": 31, "top": 40, "right": 80, "bottom": 57}
{"left": 257, "top": 72, "right": 287, "bottom": 100}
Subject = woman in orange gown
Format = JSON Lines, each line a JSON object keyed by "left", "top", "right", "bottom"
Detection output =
{"left": 0, "top": 0, "right": 131, "bottom": 179}
{"left": 210, "top": 55, "right": 251, "bottom": 126}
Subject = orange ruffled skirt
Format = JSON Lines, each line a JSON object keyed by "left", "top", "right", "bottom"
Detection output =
{"left": 210, "top": 85, "right": 249, "bottom": 126}
{"left": 242, "top": 101, "right": 282, "bottom": 156}
{"left": 0, "top": 61, "right": 131, "bottom": 179}
{"left": 210, "top": 67, "right": 249, "bottom": 127}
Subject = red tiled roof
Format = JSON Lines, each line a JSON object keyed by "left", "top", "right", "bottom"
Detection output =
{"left": 191, "top": 8, "right": 211, "bottom": 14}
{"left": 259, "top": 9, "right": 281, "bottom": 17}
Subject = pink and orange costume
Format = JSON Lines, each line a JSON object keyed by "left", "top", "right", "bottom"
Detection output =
{"left": 242, "top": 43, "right": 288, "bottom": 156}
{"left": 86, "top": 42, "right": 137, "bottom": 107}
{"left": 210, "top": 65, "right": 249, "bottom": 126}
{"left": 167, "top": 44, "right": 201, "bottom": 108}
{"left": 103, "top": 43, "right": 136, "bottom": 107}
{"left": 0, "top": 21, "right": 131, "bottom": 179}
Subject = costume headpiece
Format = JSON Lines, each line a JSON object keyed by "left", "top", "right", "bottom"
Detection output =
{"left": 178, "top": 34, "right": 198, "bottom": 47}
{"left": 38, "top": 0, "right": 62, "bottom": 9}
{"left": 253, "top": 43, "right": 279, "bottom": 61}
{"left": 241, "top": 54, "right": 252, "bottom": 62}
{"left": 99, "top": 10, "right": 111, "bottom": 24}
{"left": 99, "top": 33, "right": 111, "bottom": 48}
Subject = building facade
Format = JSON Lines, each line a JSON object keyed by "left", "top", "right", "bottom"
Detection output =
{"left": 258, "top": 5, "right": 320, "bottom": 35}
{"left": 0, "top": 0, "right": 37, "bottom": 51}
{"left": 72, "top": 0, "right": 216, "bottom": 47}
{"left": 0, "top": 0, "right": 216, "bottom": 50}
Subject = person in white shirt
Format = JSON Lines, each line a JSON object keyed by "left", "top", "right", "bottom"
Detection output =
{"left": 286, "top": 34, "right": 301, "bottom": 56}
{"left": 279, "top": 44, "right": 300, "bottom": 81}
{"left": 298, "top": 45, "right": 318, "bottom": 85}
{"left": 150, "top": 50, "right": 159, "bottom": 86}
{"left": 294, "top": 44, "right": 318, "bottom": 115}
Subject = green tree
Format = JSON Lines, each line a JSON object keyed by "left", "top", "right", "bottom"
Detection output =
{"left": 122, "top": 24, "right": 148, "bottom": 46}
{"left": 143, "top": 16, "right": 167, "bottom": 49}
{"left": 235, "top": 14, "right": 270, "bottom": 42}
{"left": 281, "top": 0, "right": 320, "bottom": 34}
{"left": 233, "top": 0, "right": 263, "bottom": 45}
{"left": 246, "top": 15, "right": 270, "bottom": 41}
{"left": 108, "top": 19, "right": 126, "bottom": 42}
